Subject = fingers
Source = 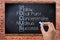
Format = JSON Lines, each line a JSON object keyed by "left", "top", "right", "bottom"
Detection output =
{"left": 51, "top": 23, "right": 55, "bottom": 29}
{"left": 49, "top": 23, "right": 55, "bottom": 31}
{"left": 42, "top": 22, "right": 55, "bottom": 32}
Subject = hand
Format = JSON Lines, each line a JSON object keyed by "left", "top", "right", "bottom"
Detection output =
{"left": 40, "top": 22, "right": 56, "bottom": 40}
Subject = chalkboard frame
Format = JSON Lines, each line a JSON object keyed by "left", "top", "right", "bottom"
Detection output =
{"left": 5, "top": 3, "right": 56, "bottom": 35}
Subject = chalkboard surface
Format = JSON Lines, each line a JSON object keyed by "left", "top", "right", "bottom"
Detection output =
{"left": 5, "top": 4, "right": 55, "bottom": 34}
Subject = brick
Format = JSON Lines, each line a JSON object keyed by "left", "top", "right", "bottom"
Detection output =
{"left": 0, "top": 0, "right": 60, "bottom": 40}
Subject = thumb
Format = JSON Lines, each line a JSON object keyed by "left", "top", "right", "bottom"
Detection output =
{"left": 40, "top": 24, "right": 46, "bottom": 34}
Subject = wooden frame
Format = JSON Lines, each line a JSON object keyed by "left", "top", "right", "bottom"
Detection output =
{"left": 5, "top": 1, "right": 56, "bottom": 36}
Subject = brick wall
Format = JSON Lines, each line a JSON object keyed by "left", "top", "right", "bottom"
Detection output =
{"left": 0, "top": 0, "right": 60, "bottom": 40}
{"left": 56, "top": 1, "right": 60, "bottom": 40}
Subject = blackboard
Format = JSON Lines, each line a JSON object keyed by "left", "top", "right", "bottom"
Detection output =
{"left": 5, "top": 4, "right": 56, "bottom": 34}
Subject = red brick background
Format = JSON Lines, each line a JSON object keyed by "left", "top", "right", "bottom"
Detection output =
{"left": 0, "top": 0, "right": 59, "bottom": 40}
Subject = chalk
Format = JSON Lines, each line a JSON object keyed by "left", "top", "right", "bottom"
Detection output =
{"left": 39, "top": 22, "right": 44, "bottom": 27}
